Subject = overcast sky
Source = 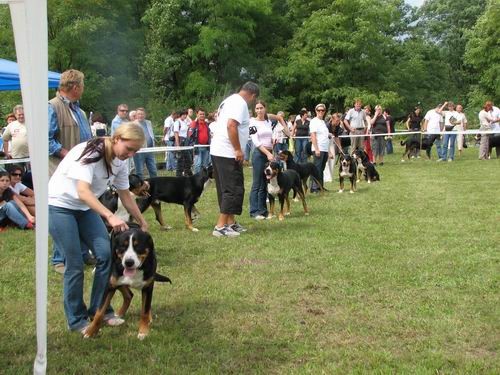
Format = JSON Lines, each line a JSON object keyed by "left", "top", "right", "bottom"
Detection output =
{"left": 405, "top": 0, "right": 425, "bottom": 7}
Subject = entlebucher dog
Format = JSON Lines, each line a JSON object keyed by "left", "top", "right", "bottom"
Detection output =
{"left": 338, "top": 154, "right": 357, "bottom": 193}
{"left": 278, "top": 150, "right": 327, "bottom": 194}
{"left": 352, "top": 149, "right": 380, "bottom": 183}
{"left": 264, "top": 161, "right": 309, "bottom": 220}
{"left": 99, "top": 174, "right": 150, "bottom": 225}
{"left": 136, "top": 166, "right": 213, "bottom": 232}
{"left": 84, "top": 224, "right": 171, "bottom": 340}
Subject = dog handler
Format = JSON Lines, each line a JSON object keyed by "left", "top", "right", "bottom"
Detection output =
{"left": 210, "top": 82, "right": 259, "bottom": 237}
{"left": 48, "top": 122, "right": 149, "bottom": 335}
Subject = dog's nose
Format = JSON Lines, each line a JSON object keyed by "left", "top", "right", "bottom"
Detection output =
{"left": 124, "top": 259, "right": 135, "bottom": 268}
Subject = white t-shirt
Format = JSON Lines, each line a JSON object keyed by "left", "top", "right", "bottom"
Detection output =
{"left": 210, "top": 93, "right": 250, "bottom": 158}
{"left": 48, "top": 142, "right": 129, "bottom": 211}
{"left": 163, "top": 116, "right": 174, "bottom": 141}
{"left": 455, "top": 112, "right": 467, "bottom": 127}
{"left": 173, "top": 118, "right": 189, "bottom": 138}
{"left": 272, "top": 122, "right": 287, "bottom": 143}
{"left": 2, "top": 120, "right": 29, "bottom": 158}
{"left": 309, "top": 117, "right": 330, "bottom": 152}
{"left": 10, "top": 182, "right": 27, "bottom": 195}
{"left": 249, "top": 118, "right": 273, "bottom": 149}
{"left": 424, "top": 109, "right": 443, "bottom": 134}
{"left": 478, "top": 110, "right": 493, "bottom": 128}
{"left": 443, "top": 110, "right": 459, "bottom": 126}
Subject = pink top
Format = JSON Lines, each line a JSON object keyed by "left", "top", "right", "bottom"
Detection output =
{"left": 249, "top": 118, "right": 273, "bottom": 149}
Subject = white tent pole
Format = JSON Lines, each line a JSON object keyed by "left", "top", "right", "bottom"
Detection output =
{"left": 7, "top": 0, "right": 49, "bottom": 374}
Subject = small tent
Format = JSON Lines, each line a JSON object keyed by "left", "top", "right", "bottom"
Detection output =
{"left": 0, "top": 58, "right": 59, "bottom": 91}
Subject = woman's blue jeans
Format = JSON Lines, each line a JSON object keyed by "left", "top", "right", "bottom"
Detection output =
{"left": 249, "top": 150, "right": 269, "bottom": 217}
{"left": 442, "top": 132, "right": 457, "bottom": 160}
{"left": 294, "top": 138, "right": 309, "bottom": 163}
{"left": 49, "top": 205, "right": 113, "bottom": 331}
{"left": 0, "top": 201, "right": 28, "bottom": 228}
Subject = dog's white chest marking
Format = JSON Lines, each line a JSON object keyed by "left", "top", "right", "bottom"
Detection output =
{"left": 117, "top": 270, "right": 146, "bottom": 289}
{"left": 267, "top": 177, "right": 280, "bottom": 196}
{"left": 340, "top": 166, "right": 353, "bottom": 177}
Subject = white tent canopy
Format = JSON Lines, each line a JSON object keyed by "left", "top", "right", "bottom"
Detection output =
{"left": 1, "top": 1, "right": 49, "bottom": 374}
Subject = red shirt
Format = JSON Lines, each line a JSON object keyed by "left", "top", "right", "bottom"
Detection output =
{"left": 191, "top": 119, "right": 209, "bottom": 145}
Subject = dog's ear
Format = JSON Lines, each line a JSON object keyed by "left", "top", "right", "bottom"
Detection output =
{"left": 145, "top": 232, "right": 154, "bottom": 252}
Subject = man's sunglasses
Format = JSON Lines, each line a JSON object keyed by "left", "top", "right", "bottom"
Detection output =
{"left": 11, "top": 173, "right": 22, "bottom": 176}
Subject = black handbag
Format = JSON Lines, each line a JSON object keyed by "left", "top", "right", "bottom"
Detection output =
{"left": 445, "top": 125, "right": 455, "bottom": 131}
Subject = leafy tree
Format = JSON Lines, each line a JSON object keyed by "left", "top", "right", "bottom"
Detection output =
{"left": 142, "top": 0, "right": 282, "bottom": 120}
{"left": 464, "top": 0, "right": 500, "bottom": 108}
{"left": 415, "top": 0, "right": 487, "bottom": 102}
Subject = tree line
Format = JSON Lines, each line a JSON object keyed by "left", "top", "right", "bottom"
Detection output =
{"left": 0, "top": 0, "right": 498, "bottom": 129}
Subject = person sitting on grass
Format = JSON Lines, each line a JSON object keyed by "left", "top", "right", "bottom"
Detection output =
{"left": 0, "top": 170, "right": 35, "bottom": 230}
{"left": 8, "top": 165, "right": 35, "bottom": 216}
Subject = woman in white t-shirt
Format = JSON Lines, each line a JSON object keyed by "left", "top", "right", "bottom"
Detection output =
{"left": 48, "top": 122, "right": 148, "bottom": 335}
{"left": 249, "top": 100, "right": 288, "bottom": 219}
{"left": 478, "top": 101, "right": 497, "bottom": 160}
{"left": 309, "top": 103, "right": 331, "bottom": 193}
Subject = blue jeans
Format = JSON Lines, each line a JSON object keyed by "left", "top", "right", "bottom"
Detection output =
{"left": 194, "top": 146, "right": 211, "bottom": 174}
{"left": 165, "top": 140, "right": 177, "bottom": 171}
{"left": 426, "top": 135, "right": 444, "bottom": 159}
{"left": 386, "top": 138, "right": 393, "bottom": 154}
{"left": 0, "top": 201, "right": 29, "bottom": 228}
{"left": 442, "top": 132, "right": 457, "bottom": 160}
{"left": 294, "top": 138, "right": 308, "bottom": 163}
{"left": 49, "top": 205, "right": 113, "bottom": 331}
{"left": 311, "top": 151, "right": 328, "bottom": 192}
{"left": 133, "top": 152, "right": 158, "bottom": 179}
{"left": 249, "top": 150, "right": 269, "bottom": 217}
{"left": 244, "top": 140, "right": 254, "bottom": 162}
{"left": 274, "top": 142, "right": 288, "bottom": 155}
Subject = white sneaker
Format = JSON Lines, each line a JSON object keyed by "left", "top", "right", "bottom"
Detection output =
{"left": 254, "top": 215, "right": 266, "bottom": 220}
{"left": 223, "top": 225, "right": 240, "bottom": 237}
{"left": 447, "top": 159, "right": 452, "bottom": 162}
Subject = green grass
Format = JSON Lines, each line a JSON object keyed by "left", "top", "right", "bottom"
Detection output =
{"left": 1, "top": 144, "right": 499, "bottom": 374}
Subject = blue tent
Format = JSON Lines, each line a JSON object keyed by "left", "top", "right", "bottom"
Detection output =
{"left": 0, "top": 58, "right": 60, "bottom": 91}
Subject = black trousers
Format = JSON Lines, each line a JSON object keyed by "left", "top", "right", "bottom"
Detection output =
{"left": 211, "top": 155, "right": 245, "bottom": 215}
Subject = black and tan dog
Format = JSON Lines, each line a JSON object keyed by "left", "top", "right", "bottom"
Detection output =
{"left": 278, "top": 150, "right": 326, "bottom": 194}
{"left": 352, "top": 149, "right": 380, "bottom": 183}
{"left": 99, "top": 174, "right": 151, "bottom": 225}
{"left": 84, "top": 224, "right": 171, "bottom": 340}
{"left": 401, "top": 135, "right": 435, "bottom": 160}
{"left": 264, "top": 161, "right": 309, "bottom": 220}
{"left": 137, "top": 166, "right": 213, "bottom": 232}
{"left": 338, "top": 154, "right": 357, "bottom": 193}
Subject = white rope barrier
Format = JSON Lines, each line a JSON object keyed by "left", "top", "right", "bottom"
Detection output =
{"left": 2, "top": 129, "right": 499, "bottom": 166}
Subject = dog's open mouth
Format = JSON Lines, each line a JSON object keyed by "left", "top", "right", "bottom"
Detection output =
{"left": 123, "top": 267, "right": 137, "bottom": 277}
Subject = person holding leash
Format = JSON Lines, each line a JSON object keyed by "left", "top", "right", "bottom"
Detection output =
{"left": 48, "top": 122, "right": 148, "bottom": 335}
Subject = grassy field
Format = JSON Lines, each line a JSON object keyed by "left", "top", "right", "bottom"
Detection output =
{"left": 1, "top": 144, "right": 499, "bottom": 374}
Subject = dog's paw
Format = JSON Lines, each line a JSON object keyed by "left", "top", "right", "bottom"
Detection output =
{"left": 338, "top": 189, "right": 343, "bottom": 193}
{"left": 285, "top": 212, "right": 291, "bottom": 216}
{"left": 401, "top": 159, "right": 405, "bottom": 162}
{"left": 266, "top": 215, "right": 274, "bottom": 220}
{"left": 278, "top": 215, "right": 284, "bottom": 221}
{"left": 137, "top": 332, "right": 147, "bottom": 340}
{"left": 160, "top": 225, "right": 172, "bottom": 231}
{"left": 191, "top": 227, "right": 199, "bottom": 232}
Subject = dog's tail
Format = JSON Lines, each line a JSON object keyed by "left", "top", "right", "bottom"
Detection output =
{"left": 154, "top": 273, "right": 172, "bottom": 283}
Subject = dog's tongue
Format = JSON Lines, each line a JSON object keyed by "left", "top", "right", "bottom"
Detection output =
{"left": 123, "top": 268, "right": 136, "bottom": 277}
